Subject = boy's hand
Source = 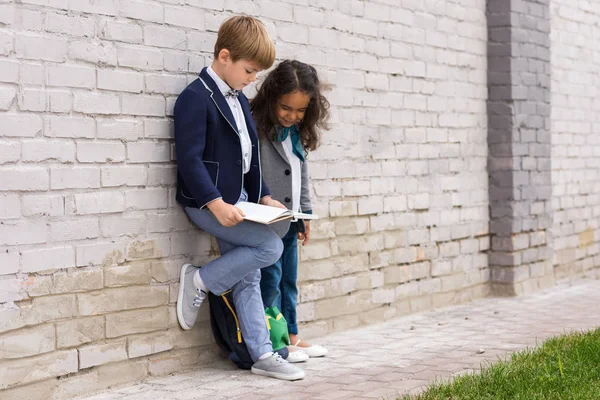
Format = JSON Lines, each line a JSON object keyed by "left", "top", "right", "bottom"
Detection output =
{"left": 298, "top": 220, "right": 310, "bottom": 246}
{"left": 207, "top": 199, "right": 245, "bottom": 227}
{"left": 260, "top": 196, "right": 286, "bottom": 209}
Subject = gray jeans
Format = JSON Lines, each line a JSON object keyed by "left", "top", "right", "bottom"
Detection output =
{"left": 185, "top": 203, "right": 283, "bottom": 361}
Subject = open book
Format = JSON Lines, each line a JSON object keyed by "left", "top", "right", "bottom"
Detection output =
{"left": 236, "top": 202, "right": 319, "bottom": 225}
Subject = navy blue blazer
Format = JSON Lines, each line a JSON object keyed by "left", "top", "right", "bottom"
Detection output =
{"left": 174, "top": 67, "right": 270, "bottom": 209}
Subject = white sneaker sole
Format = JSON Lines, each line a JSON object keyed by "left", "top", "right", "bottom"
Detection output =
{"left": 176, "top": 263, "right": 193, "bottom": 331}
{"left": 250, "top": 367, "right": 305, "bottom": 381}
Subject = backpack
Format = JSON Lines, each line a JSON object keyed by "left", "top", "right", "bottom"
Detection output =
{"left": 208, "top": 290, "right": 289, "bottom": 370}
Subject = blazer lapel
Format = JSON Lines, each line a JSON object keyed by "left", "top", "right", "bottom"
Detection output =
{"left": 198, "top": 68, "right": 239, "bottom": 136}
{"left": 270, "top": 138, "right": 290, "bottom": 166}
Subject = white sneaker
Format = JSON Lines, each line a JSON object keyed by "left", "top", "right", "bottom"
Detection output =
{"left": 286, "top": 349, "right": 309, "bottom": 363}
{"left": 291, "top": 340, "right": 328, "bottom": 358}
{"left": 176, "top": 264, "right": 206, "bottom": 330}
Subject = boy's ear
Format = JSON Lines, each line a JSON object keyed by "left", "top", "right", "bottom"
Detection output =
{"left": 217, "top": 49, "right": 231, "bottom": 65}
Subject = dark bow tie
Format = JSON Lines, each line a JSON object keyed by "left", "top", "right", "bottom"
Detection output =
{"left": 225, "top": 89, "right": 240, "bottom": 99}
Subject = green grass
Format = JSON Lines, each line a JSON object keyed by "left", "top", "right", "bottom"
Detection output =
{"left": 401, "top": 328, "right": 600, "bottom": 400}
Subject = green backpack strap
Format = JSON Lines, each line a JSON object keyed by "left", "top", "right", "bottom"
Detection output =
{"left": 265, "top": 306, "right": 290, "bottom": 351}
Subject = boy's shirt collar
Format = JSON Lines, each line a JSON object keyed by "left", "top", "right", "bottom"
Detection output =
{"left": 207, "top": 66, "right": 236, "bottom": 98}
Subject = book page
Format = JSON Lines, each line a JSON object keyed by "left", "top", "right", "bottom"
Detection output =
{"left": 293, "top": 212, "right": 319, "bottom": 220}
{"left": 235, "top": 202, "right": 293, "bottom": 224}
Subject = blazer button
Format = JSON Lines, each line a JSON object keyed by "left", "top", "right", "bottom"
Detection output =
{"left": 285, "top": 169, "right": 291, "bottom": 175}
{"left": 236, "top": 160, "right": 241, "bottom": 166}
{"left": 285, "top": 197, "right": 291, "bottom": 203}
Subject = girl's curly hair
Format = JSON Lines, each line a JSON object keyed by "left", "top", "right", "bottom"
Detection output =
{"left": 250, "top": 60, "right": 330, "bottom": 152}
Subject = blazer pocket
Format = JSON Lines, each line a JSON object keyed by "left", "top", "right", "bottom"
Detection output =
{"left": 203, "top": 161, "right": 220, "bottom": 187}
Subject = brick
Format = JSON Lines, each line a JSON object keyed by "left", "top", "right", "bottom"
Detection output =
{"left": 46, "top": 64, "right": 96, "bottom": 89}
{"left": 47, "top": 90, "right": 73, "bottom": 113}
{"left": 72, "top": 191, "right": 125, "bottom": 214}
{"left": 19, "top": 62, "right": 44, "bottom": 85}
{"left": 0, "top": 252, "right": 20, "bottom": 276}
{"left": 97, "top": 69, "right": 144, "bottom": 93}
{"left": 100, "top": 216, "right": 145, "bottom": 238}
{"left": 76, "top": 242, "right": 125, "bottom": 267}
{"left": 0, "top": 4, "right": 15, "bottom": 25}
{"left": 21, "top": 246, "right": 75, "bottom": 273}
{"left": 0, "top": 86, "right": 16, "bottom": 110}
{"left": 0, "top": 167, "right": 48, "bottom": 191}
{"left": 22, "top": 140, "right": 75, "bottom": 163}
{"left": 51, "top": 218, "right": 99, "bottom": 241}
{"left": 145, "top": 74, "right": 188, "bottom": 95}
{"left": 144, "top": 25, "right": 186, "bottom": 49}
{"left": 127, "top": 332, "right": 173, "bottom": 358}
{"left": 0, "top": 350, "right": 77, "bottom": 389}
{"left": 165, "top": 6, "right": 204, "bottom": 29}
{"left": 1, "top": 114, "right": 43, "bottom": 137}
{"left": 0, "top": 193, "right": 19, "bottom": 219}
{"left": 0, "top": 31, "right": 13, "bottom": 56}
{"left": 0, "top": 279, "right": 25, "bottom": 303}
{"left": 51, "top": 166, "right": 99, "bottom": 189}
{"left": 74, "top": 92, "right": 120, "bottom": 115}
{"left": 186, "top": 31, "right": 216, "bottom": 52}
{"left": 127, "top": 142, "right": 171, "bottom": 163}
{"left": 163, "top": 50, "right": 188, "bottom": 73}
{"left": 56, "top": 316, "right": 105, "bottom": 348}
{"left": 79, "top": 339, "right": 128, "bottom": 369}
{"left": 15, "top": 33, "right": 68, "bottom": 62}
{"left": 19, "top": 88, "right": 46, "bottom": 112}
{"left": 78, "top": 286, "right": 168, "bottom": 316}
{"left": 77, "top": 142, "right": 126, "bottom": 163}
{"left": 0, "top": 142, "right": 19, "bottom": 165}
{"left": 0, "top": 60, "right": 18, "bottom": 83}
{"left": 126, "top": 237, "right": 170, "bottom": 260}
{"left": 17, "top": 9, "right": 43, "bottom": 32}
{"left": 277, "top": 23, "right": 308, "bottom": 44}
{"left": 96, "top": 119, "right": 142, "bottom": 141}
{"left": 147, "top": 212, "right": 188, "bottom": 233}
{"left": 145, "top": 119, "right": 173, "bottom": 139}
{"left": 54, "top": 269, "right": 104, "bottom": 294}
{"left": 69, "top": 40, "right": 118, "bottom": 65}
{"left": 120, "top": 0, "right": 163, "bottom": 23}
{"left": 100, "top": 20, "right": 143, "bottom": 43}
{"left": 0, "top": 324, "right": 55, "bottom": 359}
{"left": 21, "top": 194, "right": 64, "bottom": 217}
{"left": 104, "top": 262, "right": 151, "bottom": 287}
{"left": 121, "top": 94, "right": 165, "bottom": 116}
{"left": 69, "top": 0, "right": 117, "bottom": 15}
{"left": 45, "top": 116, "right": 95, "bottom": 139}
{"left": 101, "top": 165, "right": 147, "bottom": 187}
{"left": 22, "top": 294, "right": 77, "bottom": 326}
{"left": 44, "top": 12, "right": 96, "bottom": 37}
{"left": 105, "top": 307, "right": 169, "bottom": 338}
{"left": 358, "top": 196, "right": 384, "bottom": 215}
{"left": 147, "top": 166, "right": 176, "bottom": 187}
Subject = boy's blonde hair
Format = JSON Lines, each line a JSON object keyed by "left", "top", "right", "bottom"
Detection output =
{"left": 214, "top": 16, "right": 275, "bottom": 70}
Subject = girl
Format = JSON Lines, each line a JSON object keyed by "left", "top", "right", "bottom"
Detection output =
{"left": 251, "top": 60, "right": 330, "bottom": 358}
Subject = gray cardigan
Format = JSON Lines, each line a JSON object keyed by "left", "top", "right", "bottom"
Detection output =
{"left": 259, "top": 135, "right": 312, "bottom": 238}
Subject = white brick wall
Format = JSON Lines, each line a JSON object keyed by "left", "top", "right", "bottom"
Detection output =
{"left": 551, "top": 0, "right": 600, "bottom": 278}
{"left": 0, "top": 0, "right": 490, "bottom": 396}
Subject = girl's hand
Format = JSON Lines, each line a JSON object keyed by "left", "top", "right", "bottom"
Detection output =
{"left": 298, "top": 220, "right": 310, "bottom": 246}
{"left": 260, "top": 196, "right": 286, "bottom": 209}
{"left": 207, "top": 199, "right": 245, "bottom": 227}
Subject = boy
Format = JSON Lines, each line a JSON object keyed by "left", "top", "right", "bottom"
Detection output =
{"left": 174, "top": 16, "right": 305, "bottom": 380}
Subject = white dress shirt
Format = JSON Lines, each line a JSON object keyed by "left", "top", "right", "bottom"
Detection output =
{"left": 207, "top": 66, "right": 252, "bottom": 174}
{"left": 281, "top": 136, "right": 302, "bottom": 213}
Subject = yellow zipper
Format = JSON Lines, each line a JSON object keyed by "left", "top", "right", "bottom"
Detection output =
{"left": 221, "top": 292, "right": 242, "bottom": 343}
{"left": 265, "top": 315, "right": 272, "bottom": 330}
